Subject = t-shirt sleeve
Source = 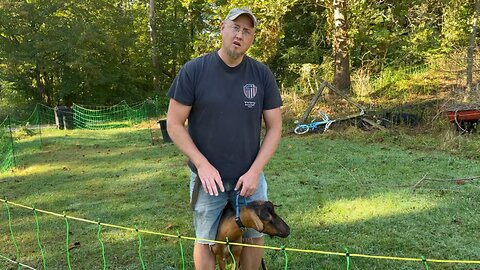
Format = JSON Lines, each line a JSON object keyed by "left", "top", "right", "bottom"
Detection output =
{"left": 263, "top": 67, "right": 283, "bottom": 110}
{"left": 167, "top": 63, "right": 195, "bottom": 106}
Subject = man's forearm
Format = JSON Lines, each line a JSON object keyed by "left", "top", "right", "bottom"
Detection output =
{"left": 249, "top": 125, "right": 282, "bottom": 174}
{"left": 167, "top": 123, "right": 209, "bottom": 169}
{"left": 248, "top": 107, "right": 282, "bottom": 174}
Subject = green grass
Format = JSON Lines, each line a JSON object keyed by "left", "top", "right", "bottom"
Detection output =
{"left": 1, "top": 124, "right": 480, "bottom": 269}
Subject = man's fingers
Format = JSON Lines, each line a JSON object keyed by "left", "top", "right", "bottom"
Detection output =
{"left": 234, "top": 179, "right": 243, "bottom": 192}
{"left": 240, "top": 186, "right": 249, "bottom": 197}
{"left": 201, "top": 177, "right": 220, "bottom": 196}
{"left": 201, "top": 184, "right": 208, "bottom": 194}
{"left": 208, "top": 179, "right": 218, "bottom": 196}
{"left": 201, "top": 178, "right": 213, "bottom": 196}
{"left": 211, "top": 181, "right": 219, "bottom": 196}
{"left": 241, "top": 185, "right": 257, "bottom": 197}
{"left": 216, "top": 178, "right": 225, "bottom": 193}
{"left": 200, "top": 179, "right": 209, "bottom": 194}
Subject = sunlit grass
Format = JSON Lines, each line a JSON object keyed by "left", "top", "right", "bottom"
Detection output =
{"left": 9, "top": 163, "right": 63, "bottom": 177}
{"left": 101, "top": 230, "right": 138, "bottom": 242}
{"left": 318, "top": 191, "right": 438, "bottom": 225}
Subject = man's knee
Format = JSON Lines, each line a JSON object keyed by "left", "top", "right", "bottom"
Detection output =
{"left": 194, "top": 243, "right": 214, "bottom": 253}
{"left": 194, "top": 243, "right": 215, "bottom": 270}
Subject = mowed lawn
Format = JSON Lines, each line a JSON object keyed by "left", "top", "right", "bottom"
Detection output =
{"left": 1, "top": 125, "right": 480, "bottom": 270}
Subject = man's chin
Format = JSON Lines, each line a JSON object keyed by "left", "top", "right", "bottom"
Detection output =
{"left": 226, "top": 48, "right": 245, "bottom": 60}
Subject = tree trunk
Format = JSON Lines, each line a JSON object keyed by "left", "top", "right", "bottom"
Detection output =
{"left": 148, "top": 0, "right": 161, "bottom": 91}
{"left": 43, "top": 71, "right": 52, "bottom": 105}
{"left": 332, "top": 0, "right": 351, "bottom": 93}
{"left": 34, "top": 66, "right": 45, "bottom": 104}
{"left": 33, "top": 66, "right": 53, "bottom": 105}
{"left": 172, "top": 0, "right": 177, "bottom": 78}
{"left": 466, "top": 0, "right": 479, "bottom": 93}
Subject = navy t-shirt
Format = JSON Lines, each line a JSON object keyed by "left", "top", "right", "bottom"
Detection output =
{"left": 167, "top": 51, "right": 282, "bottom": 183}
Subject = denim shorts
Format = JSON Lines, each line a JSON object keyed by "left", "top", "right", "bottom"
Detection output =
{"left": 189, "top": 172, "right": 268, "bottom": 244}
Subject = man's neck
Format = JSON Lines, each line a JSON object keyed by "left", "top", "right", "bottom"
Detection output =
{"left": 218, "top": 48, "right": 244, "bottom": 67}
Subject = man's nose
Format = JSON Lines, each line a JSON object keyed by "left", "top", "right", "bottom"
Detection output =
{"left": 235, "top": 31, "right": 244, "bottom": 39}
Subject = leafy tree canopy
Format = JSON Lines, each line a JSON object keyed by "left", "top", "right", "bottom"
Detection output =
{"left": 0, "top": 0, "right": 477, "bottom": 119}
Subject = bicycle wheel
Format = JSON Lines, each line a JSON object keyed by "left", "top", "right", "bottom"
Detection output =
{"left": 294, "top": 124, "right": 310, "bottom": 134}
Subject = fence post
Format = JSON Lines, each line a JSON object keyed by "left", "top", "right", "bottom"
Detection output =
{"left": 33, "top": 207, "right": 47, "bottom": 270}
{"left": 4, "top": 198, "right": 21, "bottom": 270}
{"left": 7, "top": 116, "right": 17, "bottom": 168}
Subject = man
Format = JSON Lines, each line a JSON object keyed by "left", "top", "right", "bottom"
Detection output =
{"left": 167, "top": 7, "right": 282, "bottom": 270}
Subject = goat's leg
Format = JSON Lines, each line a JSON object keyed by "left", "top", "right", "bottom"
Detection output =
{"left": 261, "top": 258, "right": 268, "bottom": 270}
{"left": 217, "top": 253, "right": 227, "bottom": 270}
{"left": 231, "top": 246, "right": 242, "bottom": 270}
{"left": 212, "top": 244, "right": 227, "bottom": 270}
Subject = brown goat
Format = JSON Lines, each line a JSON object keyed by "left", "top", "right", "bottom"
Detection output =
{"left": 211, "top": 200, "right": 290, "bottom": 270}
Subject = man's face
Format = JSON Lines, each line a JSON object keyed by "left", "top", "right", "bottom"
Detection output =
{"left": 220, "top": 15, "right": 255, "bottom": 60}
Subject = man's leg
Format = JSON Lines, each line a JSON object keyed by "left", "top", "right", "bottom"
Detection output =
{"left": 190, "top": 173, "right": 231, "bottom": 270}
{"left": 239, "top": 237, "right": 264, "bottom": 270}
{"left": 194, "top": 243, "right": 215, "bottom": 270}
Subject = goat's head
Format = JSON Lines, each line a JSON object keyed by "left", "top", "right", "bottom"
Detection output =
{"left": 242, "top": 200, "right": 290, "bottom": 238}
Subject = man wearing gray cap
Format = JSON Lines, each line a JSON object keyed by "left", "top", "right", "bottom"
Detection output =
{"left": 167, "top": 7, "right": 282, "bottom": 269}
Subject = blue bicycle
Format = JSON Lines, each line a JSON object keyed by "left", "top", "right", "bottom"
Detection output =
{"left": 294, "top": 111, "right": 335, "bottom": 135}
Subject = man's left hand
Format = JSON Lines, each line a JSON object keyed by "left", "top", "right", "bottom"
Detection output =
{"left": 235, "top": 171, "right": 260, "bottom": 197}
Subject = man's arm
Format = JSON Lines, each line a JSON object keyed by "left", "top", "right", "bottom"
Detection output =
{"left": 235, "top": 107, "right": 282, "bottom": 197}
{"left": 166, "top": 98, "right": 224, "bottom": 196}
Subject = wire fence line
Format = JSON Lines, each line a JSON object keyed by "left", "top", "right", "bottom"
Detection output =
{"left": 2, "top": 198, "right": 480, "bottom": 270}
{"left": 0, "top": 253, "right": 37, "bottom": 270}
{"left": 0, "top": 117, "right": 15, "bottom": 173}
{"left": 0, "top": 97, "right": 165, "bottom": 173}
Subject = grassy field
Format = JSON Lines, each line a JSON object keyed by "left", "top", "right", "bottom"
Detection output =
{"left": 1, "top": 122, "right": 480, "bottom": 270}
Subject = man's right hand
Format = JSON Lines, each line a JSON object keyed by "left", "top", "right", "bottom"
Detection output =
{"left": 197, "top": 163, "right": 224, "bottom": 196}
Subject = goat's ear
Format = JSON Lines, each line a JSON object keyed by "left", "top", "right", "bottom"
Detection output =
{"left": 244, "top": 209, "right": 264, "bottom": 232}
{"left": 273, "top": 204, "right": 282, "bottom": 208}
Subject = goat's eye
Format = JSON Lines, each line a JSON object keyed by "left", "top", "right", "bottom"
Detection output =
{"left": 265, "top": 214, "right": 273, "bottom": 222}
{"left": 259, "top": 210, "right": 270, "bottom": 220}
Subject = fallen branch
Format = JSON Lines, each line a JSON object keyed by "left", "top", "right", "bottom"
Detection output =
{"left": 424, "top": 176, "right": 480, "bottom": 182}
{"left": 413, "top": 188, "right": 463, "bottom": 193}
{"left": 412, "top": 174, "right": 428, "bottom": 189}
{"left": 412, "top": 175, "right": 480, "bottom": 190}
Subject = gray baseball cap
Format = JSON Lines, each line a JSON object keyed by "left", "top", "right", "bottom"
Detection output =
{"left": 225, "top": 8, "right": 257, "bottom": 27}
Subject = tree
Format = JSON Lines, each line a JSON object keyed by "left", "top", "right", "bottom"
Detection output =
{"left": 466, "top": 0, "right": 480, "bottom": 93}
{"left": 269, "top": 0, "right": 329, "bottom": 88}
{"left": 332, "top": 0, "right": 351, "bottom": 92}
{"left": 148, "top": 0, "right": 161, "bottom": 91}
{"left": 0, "top": 0, "right": 155, "bottom": 107}
{"left": 3, "top": 0, "right": 480, "bottom": 119}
